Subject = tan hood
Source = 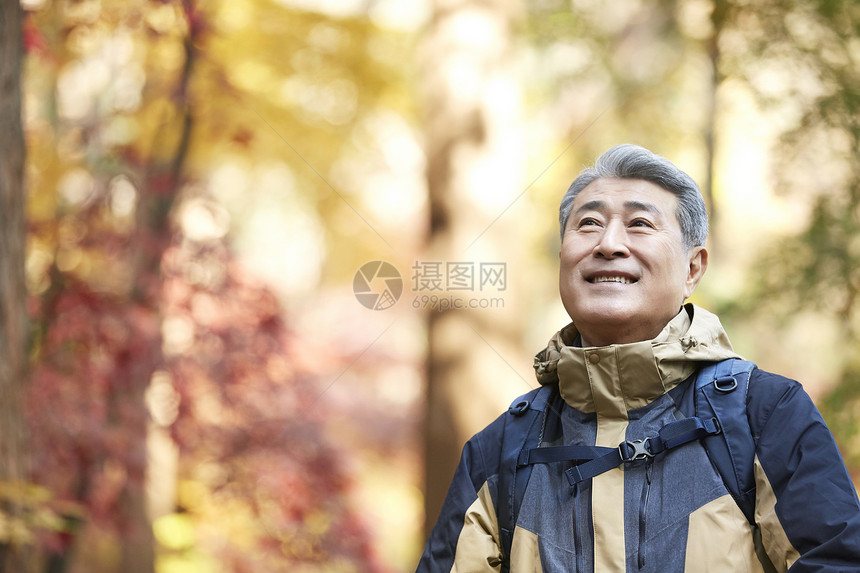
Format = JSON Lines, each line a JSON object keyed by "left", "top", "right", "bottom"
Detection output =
{"left": 532, "top": 304, "right": 740, "bottom": 415}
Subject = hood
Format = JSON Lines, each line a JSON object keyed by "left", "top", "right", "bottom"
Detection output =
{"left": 533, "top": 303, "right": 740, "bottom": 415}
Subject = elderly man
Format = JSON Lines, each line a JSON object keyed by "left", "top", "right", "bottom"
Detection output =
{"left": 417, "top": 144, "right": 860, "bottom": 572}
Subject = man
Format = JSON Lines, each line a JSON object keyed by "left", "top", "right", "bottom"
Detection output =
{"left": 417, "top": 144, "right": 860, "bottom": 571}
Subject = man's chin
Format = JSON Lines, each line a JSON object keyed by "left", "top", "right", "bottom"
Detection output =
{"left": 570, "top": 304, "right": 638, "bottom": 326}
{"left": 568, "top": 306, "right": 656, "bottom": 345}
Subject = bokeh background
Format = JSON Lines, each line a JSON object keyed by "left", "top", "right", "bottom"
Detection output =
{"left": 0, "top": 0, "right": 859, "bottom": 571}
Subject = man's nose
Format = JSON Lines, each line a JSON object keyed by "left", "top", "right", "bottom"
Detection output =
{"left": 593, "top": 221, "right": 630, "bottom": 259}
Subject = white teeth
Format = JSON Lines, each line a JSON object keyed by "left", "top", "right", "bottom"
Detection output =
{"left": 592, "top": 276, "right": 632, "bottom": 284}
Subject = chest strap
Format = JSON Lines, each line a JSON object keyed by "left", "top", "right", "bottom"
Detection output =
{"left": 517, "top": 416, "right": 721, "bottom": 487}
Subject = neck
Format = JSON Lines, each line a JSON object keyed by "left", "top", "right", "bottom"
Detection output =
{"left": 576, "top": 308, "right": 685, "bottom": 348}
{"left": 578, "top": 328, "right": 661, "bottom": 348}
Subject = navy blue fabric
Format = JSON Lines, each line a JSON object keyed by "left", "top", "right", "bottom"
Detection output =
{"left": 499, "top": 385, "right": 557, "bottom": 571}
{"left": 694, "top": 358, "right": 758, "bottom": 523}
{"left": 748, "top": 370, "right": 860, "bottom": 571}
{"left": 417, "top": 405, "right": 507, "bottom": 572}
{"left": 517, "top": 444, "right": 612, "bottom": 467}
{"left": 522, "top": 401, "right": 599, "bottom": 571}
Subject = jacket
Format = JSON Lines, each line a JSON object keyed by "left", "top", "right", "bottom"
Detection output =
{"left": 417, "top": 304, "right": 860, "bottom": 572}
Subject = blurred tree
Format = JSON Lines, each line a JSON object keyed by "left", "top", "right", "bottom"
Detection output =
{"left": 25, "top": 0, "right": 199, "bottom": 569}
{"left": 23, "top": 0, "right": 394, "bottom": 570}
{"left": 0, "top": 0, "right": 32, "bottom": 571}
{"left": 159, "top": 238, "right": 382, "bottom": 571}
{"left": 19, "top": 0, "right": 424, "bottom": 572}
{"left": 718, "top": 0, "right": 860, "bottom": 466}
{"left": 421, "top": 0, "right": 531, "bottom": 537}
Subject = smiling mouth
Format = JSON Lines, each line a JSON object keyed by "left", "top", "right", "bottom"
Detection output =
{"left": 589, "top": 276, "right": 635, "bottom": 284}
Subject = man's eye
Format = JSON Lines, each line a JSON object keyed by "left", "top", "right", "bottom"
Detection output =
{"left": 578, "top": 218, "right": 599, "bottom": 227}
{"left": 630, "top": 219, "right": 654, "bottom": 228}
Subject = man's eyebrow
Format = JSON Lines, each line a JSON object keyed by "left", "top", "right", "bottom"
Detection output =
{"left": 573, "top": 200, "right": 605, "bottom": 215}
{"left": 624, "top": 200, "right": 662, "bottom": 215}
{"left": 573, "top": 199, "right": 663, "bottom": 215}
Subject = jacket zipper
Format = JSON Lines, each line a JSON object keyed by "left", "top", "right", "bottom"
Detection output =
{"left": 637, "top": 460, "right": 654, "bottom": 569}
{"left": 571, "top": 484, "right": 583, "bottom": 573}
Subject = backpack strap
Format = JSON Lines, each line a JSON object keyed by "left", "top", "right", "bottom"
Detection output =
{"left": 695, "top": 358, "right": 758, "bottom": 524}
{"left": 563, "top": 415, "right": 721, "bottom": 486}
{"left": 497, "top": 384, "right": 557, "bottom": 572}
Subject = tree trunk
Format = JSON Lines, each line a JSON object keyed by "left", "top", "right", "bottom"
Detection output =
{"left": 704, "top": 0, "right": 729, "bottom": 251}
{"left": 421, "top": 0, "right": 528, "bottom": 538}
{"left": 115, "top": 6, "right": 198, "bottom": 572}
{"left": 0, "top": 0, "right": 31, "bottom": 571}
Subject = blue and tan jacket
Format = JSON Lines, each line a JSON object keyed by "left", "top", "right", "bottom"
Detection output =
{"left": 417, "top": 305, "right": 860, "bottom": 572}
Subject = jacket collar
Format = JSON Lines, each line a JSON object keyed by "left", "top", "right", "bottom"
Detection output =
{"left": 533, "top": 304, "right": 739, "bottom": 416}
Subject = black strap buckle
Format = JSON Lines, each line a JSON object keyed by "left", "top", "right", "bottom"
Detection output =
{"left": 620, "top": 438, "right": 654, "bottom": 461}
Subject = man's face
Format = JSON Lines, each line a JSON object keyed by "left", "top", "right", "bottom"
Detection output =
{"left": 559, "top": 177, "right": 707, "bottom": 347}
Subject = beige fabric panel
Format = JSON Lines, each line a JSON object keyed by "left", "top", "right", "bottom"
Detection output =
{"left": 451, "top": 481, "right": 502, "bottom": 573}
{"left": 587, "top": 347, "right": 629, "bottom": 572}
{"left": 591, "top": 466, "right": 627, "bottom": 571}
{"left": 550, "top": 306, "right": 740, "bottom": 414}
{"left": 510, "top": 526, "right": 543, "bottom": 573}
{"left": 754, "top": 455, "right": 799, "bottom": 571}
{"left": 685, "top": 494, "right": 763, "bottom": 571}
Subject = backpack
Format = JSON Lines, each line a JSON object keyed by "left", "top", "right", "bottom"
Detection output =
{"left": 496, "top": 358, "right": 760, "bottom": 572}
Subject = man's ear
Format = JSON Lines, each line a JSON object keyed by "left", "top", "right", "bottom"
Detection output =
{"left": 683, "top": 246, "right": 708, "bottom": 299}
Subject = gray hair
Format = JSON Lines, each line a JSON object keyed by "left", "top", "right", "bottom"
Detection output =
{"left": 559, "top": 144, "right": 709, "bottom": 248}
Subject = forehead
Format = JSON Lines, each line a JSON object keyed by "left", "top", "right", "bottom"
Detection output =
{"left": 572, "top": 177, "right": 679, "bottom": 216}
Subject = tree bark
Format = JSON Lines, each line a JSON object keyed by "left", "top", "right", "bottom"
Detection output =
{"left": 0, "top": 0, "right": 31, "bottom": 571}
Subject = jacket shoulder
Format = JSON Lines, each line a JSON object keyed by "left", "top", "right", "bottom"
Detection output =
{"left": 455, "top": 385, "right": 553, "bottom": 489}
{"left": 746, "top": 368, "right": 806, "bottom": 437}
{"left": 467, "top": 386, "right": 549, "bottom": 453}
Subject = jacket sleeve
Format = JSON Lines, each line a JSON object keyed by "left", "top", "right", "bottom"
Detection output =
{"left": 749, "top": 370, "right": 860, "bottom": 571}
{"left": 416, "top": 420, "right": 505, "bottom": 573}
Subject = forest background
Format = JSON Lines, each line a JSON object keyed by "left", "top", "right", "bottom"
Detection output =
{"left": 0, "top": 0, "right": 858, "bottom": 571}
